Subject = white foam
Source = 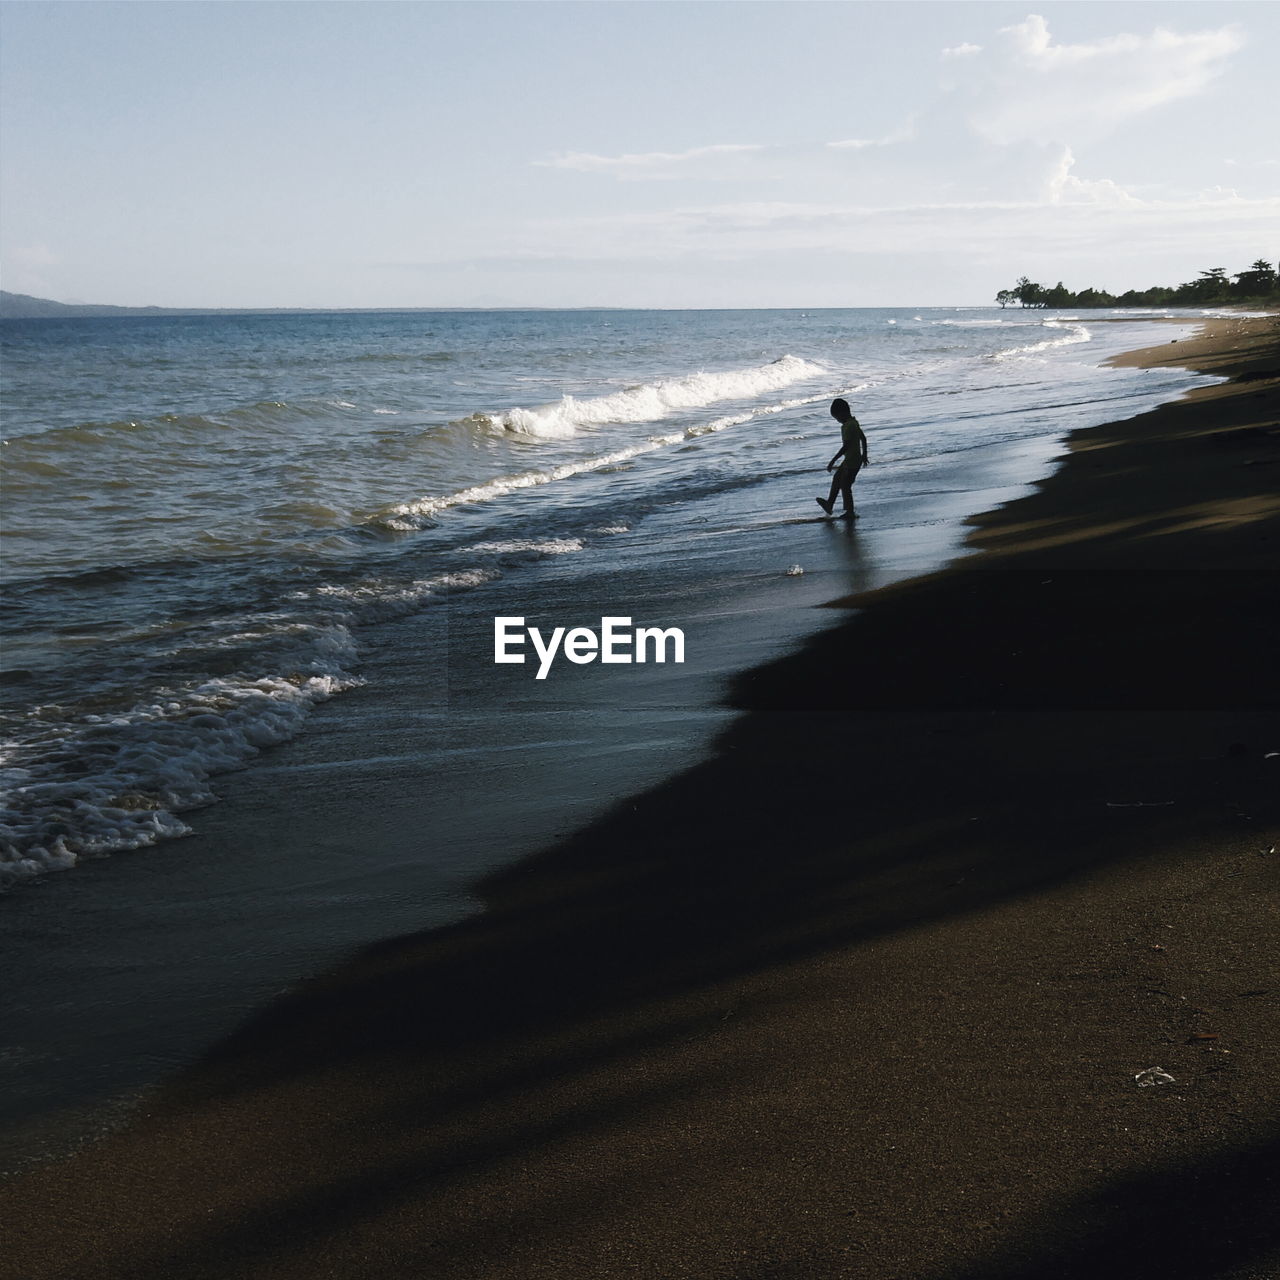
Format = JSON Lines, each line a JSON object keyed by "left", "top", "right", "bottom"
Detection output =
{"left": 687, "top": 387, "right": 846, "bottom": 436}
{"left": 1195, "top": 307, "right": 1277, "bottom": 318}
{"left": 1, "top": 665, "right": 359, "bottom": 888}
{"left": 292, "top": 570, "right": 497, "bottom": 622}
{"left": 378, "top": 439, "right": 681, "bottom": 529}
{"left": 0, "top": 570, "right": 504, "bottom": 888}
{"left": 379, "top": 381, "right": 864, "bottom": 531}
{"left": 992, "top": 321, "right": 1091, "bottom": 360}
{"left": 485, "top": 354, "right": 827, "bottom": 438}
{"left": 466, "top": 539, "right": 584, "bottom": 555}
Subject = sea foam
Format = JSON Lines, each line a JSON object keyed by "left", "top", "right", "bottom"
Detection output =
{"left": 0, "top": 570, "right": 496, "bottom": 888}
{"left": 378, "top": 378, "right": 849, "bottom": 533}
{"left": 484, "top": 354, "right": 826, "bottom": 438}
{"left": 992, "top": 321, "right": 1091, "bottom": 360}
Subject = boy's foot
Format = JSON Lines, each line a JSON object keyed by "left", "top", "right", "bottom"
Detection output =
{"left": 816, "top": 497, "right": 834, "bottom": 515}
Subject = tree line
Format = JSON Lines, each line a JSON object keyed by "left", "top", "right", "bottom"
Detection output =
{"left": 995, "top": 259, "right": 1278, "bottom": 309}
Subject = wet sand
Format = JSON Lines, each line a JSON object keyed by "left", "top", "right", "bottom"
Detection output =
{"left": 2, "top": 316, "right": 1277, "bottom": 1280}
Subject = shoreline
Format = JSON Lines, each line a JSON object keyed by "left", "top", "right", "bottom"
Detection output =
{"left": 0, "top": 313, "right": 1171, "bottom": 1177}
{"left": 2, "top": 316, "right": 1276, "bottom": 1278}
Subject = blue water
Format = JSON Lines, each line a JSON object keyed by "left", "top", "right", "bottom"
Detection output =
{"left": 0, "top": 307, "right": 1216, "bottom": 887}
{"left": 0, "top": 306, "right": 1222, "bottom": 1167}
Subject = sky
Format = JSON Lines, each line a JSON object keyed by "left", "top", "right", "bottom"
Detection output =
{"left": 1, "top": 0, "right": 1276, "bottom": 309}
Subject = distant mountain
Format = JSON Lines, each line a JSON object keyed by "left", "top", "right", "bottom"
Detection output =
{"left": 0, "top": 291, "right": 190, "bottom": 318}
{"left": 0, "top": 291, "right": 634, "bottom": 318}
{"left": 0, "top": 291, "right": 343, "bottom": 319}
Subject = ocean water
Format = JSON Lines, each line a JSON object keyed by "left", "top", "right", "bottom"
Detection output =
{"left": 0, "top": 305, "right": 1220, "bottom": 1165}
{"left": 0, "top": 306, "right": 1216, "bottom": 887}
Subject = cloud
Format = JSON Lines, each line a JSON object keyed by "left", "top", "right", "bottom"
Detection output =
{"left": 515, "top": 11, "right": 1257, "bottom": 289}
{"left": 827, "top": 117, "right": 917, "bottom": 151}
{"left": 535, "top": 143, "right": 766, "bottom": 181}
{"left": 949, "top": 13, "right": 1243, "bottom": 145}
{"left": 499, "top": 188, "right": 1280, "bottom": 268}
{"left": 1044, "top": 147, "right": 1142, "bottom": 207}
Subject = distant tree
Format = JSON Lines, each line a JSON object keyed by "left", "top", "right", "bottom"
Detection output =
{"left": 1231, "top": 259, "right": 1277, "bottom": 297}
{"left": 1186, "top": 267, "right": 1230, "bottom": 302}
{"left": 996, "top": 257, "right": 1276, "bottom": 311}
{"left": 1013, "top": 276, "right": 1048, "bottom": 308}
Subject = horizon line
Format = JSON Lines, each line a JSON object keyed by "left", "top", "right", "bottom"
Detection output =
{"left": 1, "top": 292, "right": 997, "bottom": 316}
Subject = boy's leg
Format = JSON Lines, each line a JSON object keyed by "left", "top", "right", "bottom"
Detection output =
{"left": 838, "top": 461, "right": 857, "bottom": 514}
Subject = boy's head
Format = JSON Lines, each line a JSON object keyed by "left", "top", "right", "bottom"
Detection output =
{"left": 830, "top": 397, "right": 853, "bottom": 422}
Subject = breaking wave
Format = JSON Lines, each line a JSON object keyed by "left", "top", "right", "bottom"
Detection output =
{"left": 377, "top": 381, "right": 848, "bottom": 531}
{"left": 992, "top": 321, "right": 1091, "bottom": 360}
{"left": 0, "top": 570, "right": 495, "bottom": 888}
{"left": 476, "top": 354, "right": 827, "bottom": 438}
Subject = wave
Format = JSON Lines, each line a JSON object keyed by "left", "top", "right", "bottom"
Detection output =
{"left": 375, "top": 440, "right": 681, "bottom": 530}
{"left": 1195, "top": 307, "right": 1277, "bottom": 318}
{"left": 0, "top": 658, "right": 359, "bottom": 887}
{"left": 349, "top": 351, "right": 454, "bottom": 363}
{"left": 376, "top": 381, "right": 850, "bottom": 531}
{"left": 991, "top": 321, "right": 1091, "bottom": 360}
{"left": 465, "top": 538, "right": 585, "bottom": 556}
{"left": 932, "top": 318, "right": 1021, "bottom": 327}
{"left": 0, "top": 568, "right": 500, "bottom": 888}
{"left": 1, "top": 398, "right": 368, "bottom": 452}
{"left": 475, "top": 354, "right": 827, "bottom": 439}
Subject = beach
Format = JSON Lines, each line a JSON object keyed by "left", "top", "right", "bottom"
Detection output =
{"left": 2, "top": 315, "right": 1277, "bottom": 1279}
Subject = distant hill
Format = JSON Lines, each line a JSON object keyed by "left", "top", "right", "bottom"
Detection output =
{"left": 0, "top": 291, "right": 386, "bottom": 319}
{"left": 0, "top": 291, "right": 587, "bottom": 319}
{"left": 0, "top": 291, "right": 213, "bottom": 319}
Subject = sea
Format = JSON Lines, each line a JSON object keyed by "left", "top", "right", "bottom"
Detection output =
{"left": 0, "top": 305, "right": 1222, "bottom": 1167}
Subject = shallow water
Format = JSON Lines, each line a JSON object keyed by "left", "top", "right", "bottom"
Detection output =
{"left": 0, "top": 306, "right": 1220, "bottom": 1167}
{"left": 0, "top": 307, "right": 1214, "bottom": 886}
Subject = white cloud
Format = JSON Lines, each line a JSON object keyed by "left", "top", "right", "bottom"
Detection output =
{"left": 827, "top": 139, "right": 880, "bottom": 152}
{"left": 954, "top": 14, "right": 1243, "bottom": 145}
{"left": 501, "top": 189, "right": 1279, "bottom": 268}
{"left": 513, "top": 12, "right": 1260, "bottom": 295}
{"left": 1044, "top": 147, "right": 1142, "bottom": 207}
{"left": 535, "top": 143, "right": 765, "bottom": 181}
{"left": 827, "top": 117, "right": 917, "bottom": 151}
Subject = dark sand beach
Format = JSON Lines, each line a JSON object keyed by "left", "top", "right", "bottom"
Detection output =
{"left": 3, "top": 316, "right": 1277, "bottom": 1280}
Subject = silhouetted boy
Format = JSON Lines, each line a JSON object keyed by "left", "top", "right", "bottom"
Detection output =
{"left": 817, "top": 397, "right": 868, "bottom": 517}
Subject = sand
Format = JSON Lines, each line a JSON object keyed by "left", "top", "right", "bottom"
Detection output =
{"left": 2, "top": 316, "right": 1277, "bottom": 1280}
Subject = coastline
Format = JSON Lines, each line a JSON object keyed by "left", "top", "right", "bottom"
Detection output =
{"left": 2, "top": 316, "right": 1276, "bottom": 1278}
{"left": 0, "top": 309, "right": 1181, "bottom": 1179}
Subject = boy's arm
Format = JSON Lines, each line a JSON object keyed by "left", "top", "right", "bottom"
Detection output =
{"left": 827, "top": 446, "right": 845, "bottom": 472}
{"left": 855, "top": 423, "right": 869, "bottom": 465}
